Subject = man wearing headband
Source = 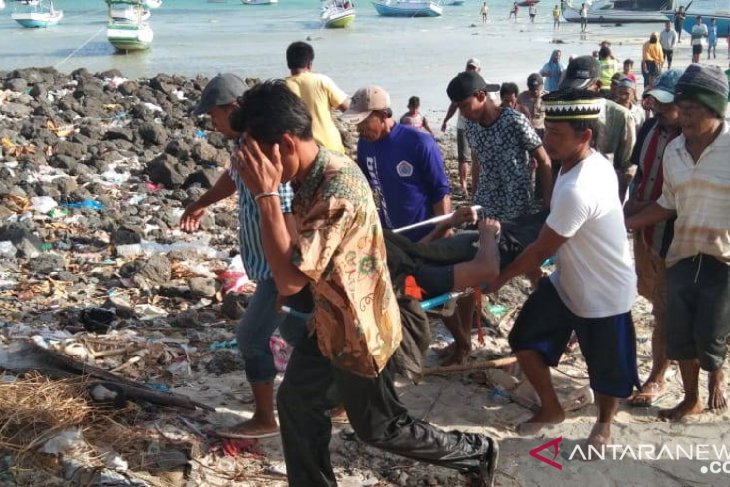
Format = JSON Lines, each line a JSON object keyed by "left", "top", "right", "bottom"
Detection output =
{"left": 488, "top": 89, "right": 639, "bottom": 449}
{"left": 627, "top": 64, "right": 730, "bottom": 421}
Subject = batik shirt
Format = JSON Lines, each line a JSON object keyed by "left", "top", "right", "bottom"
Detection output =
{"left": 465, "top": 107, "right": 542, "bottom": 220}
{"left": 291, "top": 148, "right": 403, "bottom": 378}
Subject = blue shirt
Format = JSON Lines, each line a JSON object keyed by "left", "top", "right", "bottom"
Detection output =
{"left": 356, "top": 123, "right": 450, "bottom": 241}
{"left": 230, "top": 169, "right": 294, "bottom": 281}
{"left": 708, "top": 24, "right": 718, "bottom": 44}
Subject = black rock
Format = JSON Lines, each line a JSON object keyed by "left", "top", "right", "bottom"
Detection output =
{"left": 147, "top": 153, "right": 184, "bottom": 188}
{"left": 137, "top": 254, "right": 172, "bottom": 285}
{"left": 0, "top": 224, "right": 44, "bottom": 258}
{"left": 169, "top": 310, "right": 201, "bottom": 329}
{"left": 111, "top": 225, "right": 142, "bottom": 245}
{"left": 104, "top": 127, "right": 134, "bottom": 142}
{"left": 53, "top": 177, "right": 78, "bottom": 195}
{"left": 206, "top": 131, "right": 227, "bottom": 149}
{"left": 102, "top": 295, "right": 135, "bottom": 319}
{"left": 27, "top": 252, "right": 65, "bottom": 274}
{"left": 149, "top": 74, "right": 175, "bottom": 94}
{"left": 182, "top": 168, "right": 220, "bottom": 189}
{"left": 165, "top": 139, "right": 190, "bottom": 159}
{"left": 139, "top": 122, "right": 168, "bottom": 146}
{"left": 118, "top": 81, "right": 139, "bottom": 97}
{"left": 29, "top": 84, "right": 48, "bottom": 100}
{"left": 0, "top": 102, "right": 32, "bottom": 118}
{"left": 221, "top": 292, "right": 247, "bottom": 320}
{"left": 4, "top": 77, "right": 28, "bottom": 92}
{"left": 188, "top": 277, "right": 217, "bottom": 298}
{"left": 50, "top": 154, "right": 78, "bottom": 171}
{"left": 214, "top": 212, "right": 238, "bottom": 230}
{"left": 99, "top": 69, "right": 123, "bottom": 79}
{"left": 54, "top": 141, "right": 86, "bottom": 159}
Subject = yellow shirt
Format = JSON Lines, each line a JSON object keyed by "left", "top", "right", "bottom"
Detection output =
{"left": 292, "top": 149, "right": 403, "bottom": 377}
{"left": 552, "top": 6, "right": 560, "bottom": 19}
{"left": 641, "top": 41, "right": 664, "bottom": 65}
{"left": 286, "top": 72, "right": 348, "bottom": 153}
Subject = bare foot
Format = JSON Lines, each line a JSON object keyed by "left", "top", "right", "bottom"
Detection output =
{"left": 627, "top": 381, "right": 665, "bottom": 407}
{"left": 658, "top": 398, "right": 703, "bottom": 422}
{"left": 578, "top": 425, "right": 612, "bottom": 461}
{"left": 708, "top": 370, "right": 727, "bottom": 412}
{"left": 441, "top": 345, "right": 471, "bottom": 366}
{"left": 516, "top": 407, "right": 565, "bottom": 436}
{"left": 435, "top": 342, "right": 456, "bottom": 358}
{"left": 218, "top": 418, "right": 279, "bottom": 439}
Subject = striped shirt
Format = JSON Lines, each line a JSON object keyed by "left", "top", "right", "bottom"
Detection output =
{"left": 230, "top": 169, "right": 294, "bottom": 281}
{"left": 630, "top": 117, "right": 680, "bottom": 256}
{"left": 657, "top": 122, "right": 730, "bottom": 267}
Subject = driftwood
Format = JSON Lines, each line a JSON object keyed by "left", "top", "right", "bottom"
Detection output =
{"left": 422, "top": 356, "right": 518, "bottom": 376}
{"left": 0, "top": 341, "right": 214, "bottom": 412}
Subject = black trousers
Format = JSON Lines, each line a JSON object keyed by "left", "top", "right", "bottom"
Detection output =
{"left": 277, "top": 335, "right": 492, "bottom": 486}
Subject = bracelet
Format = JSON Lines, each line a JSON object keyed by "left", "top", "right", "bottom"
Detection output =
{"left": 254, "top": 192, "right": 280, "bottom": 202}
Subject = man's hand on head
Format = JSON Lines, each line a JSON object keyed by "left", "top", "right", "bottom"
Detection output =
{"left": 232, "top": 135, "right": 283, "bottom": 196}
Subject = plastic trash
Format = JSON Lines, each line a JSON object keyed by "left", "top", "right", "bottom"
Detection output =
{"left": 30, "top": 196, "right": 58, "bottom": 214}
{"left": 0, "top": 241, "right": 16, "bottom": 258}
{"left": 64, "top": 200, "right": 105, "bottom": 211}
{"left": 195, "top": 129, "right": 207, "bottom": 139}
{"left": 270, "top": 336, "right": 291, "bottom": 372}
{"left": 488, "top": 386, "right": 512, "bottom": 405}
{"left": 488, "top": 304, "right": 509, "bottom": 318}
{"left": 79, "top": 307, "right": 115, "bottom": 334}
{"left": 208, "top": 340, "right": 237, "bottom": 351}
{"left": 39, "top": 428, "right": 86, "bottom": 454}
{"left": 116, "top": 240, "right": 228, "bottom": 259}
{"left": 48, "top": 208, "right": 69, "bottom": 219}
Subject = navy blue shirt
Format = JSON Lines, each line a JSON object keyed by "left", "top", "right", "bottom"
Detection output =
{"left": 357, "top": 123, "right": 450, "bottom": 241}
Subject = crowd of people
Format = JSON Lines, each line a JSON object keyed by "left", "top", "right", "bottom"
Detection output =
{"left": 179, "top": 34, "right": 730, "bottom": 486}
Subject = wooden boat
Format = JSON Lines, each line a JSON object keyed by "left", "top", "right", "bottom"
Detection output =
{"left": 443, "top": 0, "right": 465, "bottom": 5}
{"left": 371, "top": 0, "right": 443, "bottom": 17}
{"left": 561, "top": 0, "right": 670, "bottom": 23}
{"left": 517, "top": 0, "right": 539, "bottom": 6}
{"left": 110, "top": 4, "right": 151, "bottom": 21}
{"left": 241, "top": 0, "right": 278, "bottom": 5}
{"left": 106, "top": 0, "right": 153, "bottom": 52}
{"left": 11, "top": 0, "right": 63, "bottom": 28}
{"left": 321, "top": 0, "right": 356, "bottom": 27}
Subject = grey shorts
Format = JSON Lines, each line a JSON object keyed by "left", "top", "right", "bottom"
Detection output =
{"left": 666, "top": 254, "right": 730, "bottom": 371}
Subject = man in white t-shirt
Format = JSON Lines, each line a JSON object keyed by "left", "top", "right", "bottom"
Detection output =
{"left": 690, "top": 16, "right": 708, "bottom": 63}
{"left": 487, "top": 89, "right": 639, "bottom": 450}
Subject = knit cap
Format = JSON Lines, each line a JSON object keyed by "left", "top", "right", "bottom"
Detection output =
{"left": 674, "top": 64, "right": 729, "bottom": 117}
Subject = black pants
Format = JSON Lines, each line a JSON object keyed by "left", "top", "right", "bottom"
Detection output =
{"left": 666, "top": 254, "right": 730, "bottom": 371}
{"left": 277, "top": 335, "right": 492, "bottom": 486}
{"left": 665, "top": 49, "right": 673, "bottom": 67}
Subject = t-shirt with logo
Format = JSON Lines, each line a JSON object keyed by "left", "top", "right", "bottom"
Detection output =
{"left": 546, "top": 151, "right": 636, "bottom": 318}
{"left": 356, "top": 123, "right": 450, "bottom": 242}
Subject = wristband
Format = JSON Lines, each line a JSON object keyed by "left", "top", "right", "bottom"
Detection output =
{"left": 254, "top": 192, "right": 280, "bottom": 202}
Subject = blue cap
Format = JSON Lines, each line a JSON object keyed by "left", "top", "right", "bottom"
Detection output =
{"left": 645, "top": 69, "right": 683, "bottom": 104}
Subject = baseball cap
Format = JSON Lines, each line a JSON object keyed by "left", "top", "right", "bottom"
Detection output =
{"left": 559, "top": 56, "right": 601, "bottom": 90}
{"left": 192, "top": 73, "right": 246, "bottom": 116}
{"left": 527, "top": 73, "right": 544, "bottom": 89}
{"left": 645, "top": 68, "right": 683, "bottom": 104}
{"left": 446, "top": 71, "right": 500, "bottom": 103}
{"left": 341, "top": 85, "right": 391, "bottom": 125}
{"left": 466, "top": 58, "right": 481, "bottom": 70}
{"left": 617, "top": 77, "right": 636, "bottom": 91}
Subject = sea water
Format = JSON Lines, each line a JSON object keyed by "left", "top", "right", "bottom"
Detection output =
{"left": 0, "top": 0, "right": 683, "bottom": 115}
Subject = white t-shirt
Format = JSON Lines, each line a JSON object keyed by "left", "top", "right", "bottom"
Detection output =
{"left": 580, "top": 6, "right": 588, "bottom": 18}
{"left": 691, "top": 23, "right": 708, "bottom": 46}
{"left": 546, "top": 151, "right": 636, "bottom": 318}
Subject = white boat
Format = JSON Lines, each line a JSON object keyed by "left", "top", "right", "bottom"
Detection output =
{"left": 0, "top": 1, "right": 6, "bottom": 11}
{"left": 561, "top": 0, "right": 670, "bottom": 23}
{"left": 442, "top": 0, "right": 465, "bottom": 5}
{"left": 106, "top": 0, "right": 153, "bottom": 52}
{"left": 144, "top": 0, "right": 162, "bottom": 7}
{"left": 371, "top": 0, "right": 443, "bottom": 17}
{"left": 11, "top": 0, "right": 63, "bottom": 27}
{"left": 241, "top": 0, "right": 277, "bottom": 5}
{"left": 321, "top": 0, "right": 356, "bottom": 27}
{"left": 110, "top": 5, "right": 151, "bottom": 21}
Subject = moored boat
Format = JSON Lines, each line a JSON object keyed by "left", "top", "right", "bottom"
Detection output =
{"left": 11, "top": 0, "right": 63, "bottom": 28}
{"left": 561, "top": 0, "right": 670, "bottom": 23}
{"left": 241, "top": 0, "right": 278, "bottom": 5}
{"left": 321, "top": 0, "right": 356, "bottom": 27}
{"left": 106, "top": 0, "right": 153, "bottom": 52}
{"left": 371, "top": 0, "right": 442, "bottom": 17}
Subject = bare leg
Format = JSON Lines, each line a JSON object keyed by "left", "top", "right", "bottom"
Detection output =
{"left": 458, "top": 162, "right": 468, "bottom": 194}
{"left": 514, "top": 350, "right": 565, "bottom": 435}
{"left": 587, "top": 393, "right": 618, "bottom": 448}
{"left": 628, "top": 312, "right": 670, "bottom": 406}
{"left": 658, "top": 359, "right": 703, "bottom": 421}
{"left": 221, "top": 382, "right": 279, "bottom": 437}
{"left": 441, "top": 312, "right": 471, "bottom": 365}
{"left": 708, "top": 368, "right": 727, "bottom": 411}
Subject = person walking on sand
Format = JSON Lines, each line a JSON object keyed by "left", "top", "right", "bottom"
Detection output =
{"left": 623, "top": 69, "right": 683, "bottom": 408}
{"left": 180, "top": 74, "right": 306, "bottom": 440}
{"left": 480, "top": 1, "right": 489, "bottom": 22}
{"left": 579, "top": 3, "right": 588, "bottom": 33}
{"left": 660, "top": 21, "right": 678, "bottom": 69}
{"left": 285, "top": 41, "right": 350, "bottom": 154}
{"left": 627, "top": 64, "right": 730, "bottom": 422}
{"left": 229, "top": 80, "right": 500, "bottom": 487}
{"left": 552, "top": 3, "right": 561, "bottom": 29}
{"left": 509, "top": 1, "right": 518, "bottom": 21}
{"left": 673, "top": 5, "right": 686, "bottom": 43}
{"left": 400, "top": 96, "right": 434, "bottom": 136}
{"left": 489, "top": 88, "right": 640, "bottom": 449}
{"left": 690, "top": 16, "right": 708, "bottom": 64}
{"left": 642, "top": 32, "right": 664, "bottom": 89}
{"left": 528, "top": 3, "right": 537, "bottom": 23}
{"left": 708, "top": 18, "right": 718, "bottom": 59}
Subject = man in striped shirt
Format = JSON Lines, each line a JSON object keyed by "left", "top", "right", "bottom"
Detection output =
{"left": 627, "top": 64, "right": 730, "bottom": 421}
{"left": 624, "top": 69, "right": 683, "bottom": 407}
{"left": 181, "top": 73, "right": 303, "bottom": 439}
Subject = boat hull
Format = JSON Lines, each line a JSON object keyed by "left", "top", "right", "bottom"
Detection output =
{"left": 443, "top": 0, "right": 465, "bottom": 5}
{"left": 675, "top": 14, "right": 730, "bottom": 36}
{"left": 562, "top": 4, "right": 667, "bottom": 23}
{"left": 11, "top": 10, "right": 63, "bottom": 27}
{"left": 371, "top": 1, "right": 442, "bottom": 17}
{"left": 241, "top": 0, "right": 277, "bottom": 5}
{"left": 323, "top": 11, "right": 355, "bottom": 27}
{"left": 107, "top": 24, "right": 154, "bottom": 51}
